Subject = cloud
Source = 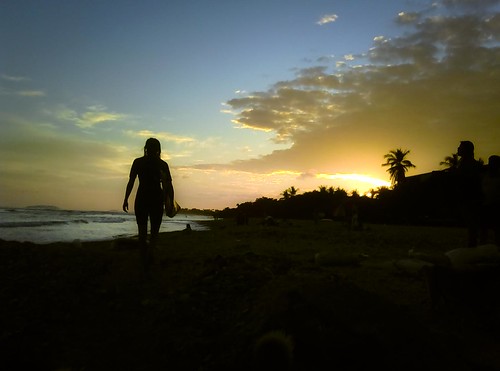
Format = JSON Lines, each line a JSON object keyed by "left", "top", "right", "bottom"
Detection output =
{"left": 127, "top": 129, "right": 195, "bottom": 144}
{"left": 224, "top": 0, "right": 500, "bottom": 183}
{"left": 77, "top": 105, "right": 126, "bottom": 128}
{"left": 0, "top": 74, "right": 45, "bottom": 97}
{"left": 79, "top": 111, "right": 122, "bottom": 127}
{"left": 1, "top": 74, "right": 30, "bottom": 82}
{"left": 397, "top": 12, "right": 421, "bottom": 25}
{"left": 0, "top": 89, "right": 46, "bottom": 97}
{"left": 50, "top": 105, "right": 126, "bottom": 128}
{"left": 16, "top": 90, "right": 46, "bottom": 97}
{"left": 443, "top": 0, "right": 500, "bottom": 11}
{"left": 317, "top": 14, "right": 338, "bottom": 25}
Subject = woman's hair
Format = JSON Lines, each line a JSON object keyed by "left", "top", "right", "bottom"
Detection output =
{"left": 459, "top": 140, "right": 474, "bottom": 155}
{"left": 144, "top": 138, "right": 161, "bottom": 157}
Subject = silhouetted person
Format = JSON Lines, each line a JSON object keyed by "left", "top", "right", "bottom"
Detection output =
{"left": 123, "top": 138, "right": 174, "bottom": 272}
{"left": 480, "top": 155, "right": 500, "bottom": 245}
{"left": 236, "top": 212, "right": 248, "bottom": 225}
{"left": 455, "top": 141, "right": 483, "bottom": 247}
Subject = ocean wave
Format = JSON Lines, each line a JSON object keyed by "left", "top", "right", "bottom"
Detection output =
{"left": 0, "top": 217, "right": 133, "bottom": 228}
{"left": 71, "top": 219, "right": 90, "bottom": 224}
{"left": 91, "top": 217, "right": 129, "bottom": 224}
{"left": 0, "top": 219, "right": 95, "bottom": 228}
{"left": 25, "top": 205, "right": 60, "bottom": 210}
{"left": 0, "top": 220, "right": 69, "bottom": 228}
{"left": 0, "top": 208, "right": 210, "bottom": 243}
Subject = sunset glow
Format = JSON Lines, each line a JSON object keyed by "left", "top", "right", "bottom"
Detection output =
{"left": 1, "top": 0, "right": 499, "bottom": 210}
{"left": 317, "top": 174, "right": 391, "bottom": 189}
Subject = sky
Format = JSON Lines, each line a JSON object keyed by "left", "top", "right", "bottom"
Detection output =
{"left": 1, "top": 0, "right": 499, "bottom": 211}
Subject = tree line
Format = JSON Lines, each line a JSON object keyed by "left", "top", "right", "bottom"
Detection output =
{"left": 215, "top": 147, "right": 483, "bottom": 226}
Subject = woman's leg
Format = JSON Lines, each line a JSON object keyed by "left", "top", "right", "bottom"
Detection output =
{"left": 135, "top": 200, "right": 150, "bottom": 273}
{"left": 149, "top": 202, "right": 164, "bottom": 249}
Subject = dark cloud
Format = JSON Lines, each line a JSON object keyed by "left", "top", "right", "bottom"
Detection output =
{"left": 443, "top": 0, "right": 500, "bottom": 11}
{"left": 224, "top": 0, "right": 500, "bottom": 177}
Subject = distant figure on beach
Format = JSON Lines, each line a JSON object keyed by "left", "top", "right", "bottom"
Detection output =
{"left": 480, "top": 155, "right": 500, "bottom": 245}
{"left": 335, "top": 199, "right": 361, "bottom": 230}
{"left": 236, "top": 212, "right": 249, "bottom": 225}
{"left": 455, "top": 141, "right": 483, "bottom": 247}
{"left": 123, "top": 138, "right": 174, "bottom": 272}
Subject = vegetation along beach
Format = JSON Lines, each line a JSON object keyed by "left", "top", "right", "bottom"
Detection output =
{"left": 2, "top": 218, "right": 500, "bottom": 370}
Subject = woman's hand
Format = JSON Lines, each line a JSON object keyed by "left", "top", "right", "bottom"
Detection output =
{"left": 123, "top": 200, "right": 129, "bottom": 213}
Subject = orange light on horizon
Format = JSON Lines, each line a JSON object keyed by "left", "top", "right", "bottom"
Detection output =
{"left": 317, "top": 173, "right": 390, "bottom": 189}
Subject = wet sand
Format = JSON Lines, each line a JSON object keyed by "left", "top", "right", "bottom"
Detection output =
{"left": 1, "top": 219, "right": 500, "bottom": 370}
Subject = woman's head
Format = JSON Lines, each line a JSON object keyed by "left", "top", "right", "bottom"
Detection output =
{"left": 144, "top": 138, "right": 161, "bottom": 157}
{"left": 457, "top": 140, "right": 474, "bottom": 158}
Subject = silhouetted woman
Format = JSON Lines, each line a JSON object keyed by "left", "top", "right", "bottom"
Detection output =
{"left": 123, "top": 138, "right": 174, "bottom": 272}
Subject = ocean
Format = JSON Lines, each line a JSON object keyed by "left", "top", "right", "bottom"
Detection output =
{"left": 0, "top": 207, "right": 212, "bottom": 244}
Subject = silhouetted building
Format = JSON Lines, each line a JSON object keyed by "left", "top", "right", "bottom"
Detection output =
{"left": 397, "top": 170, "right": 463, "bottom": 225}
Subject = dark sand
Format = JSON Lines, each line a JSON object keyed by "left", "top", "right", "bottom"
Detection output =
{"left": 2, "top": 219, "right": 500, "bottom": 370}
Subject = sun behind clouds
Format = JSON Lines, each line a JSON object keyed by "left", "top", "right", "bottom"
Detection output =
{"left": 317, "top": 173, "right": 390, "bottom": 193}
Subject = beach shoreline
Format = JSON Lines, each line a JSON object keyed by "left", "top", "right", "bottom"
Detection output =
{"left": 0, "top": 206, "right": 213, "bottom": 244}
{"left": 2, "top": 219, "right": 500, "bottom": 370}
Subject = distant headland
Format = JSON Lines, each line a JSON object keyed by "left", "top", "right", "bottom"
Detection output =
{"left": 25, "top": 205, "right": 60, "bottom": 210}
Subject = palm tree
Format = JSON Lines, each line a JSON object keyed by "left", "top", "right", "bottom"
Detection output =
{"left": 281, "top": 186, "right": 299, "bottom": 200}
{"left": 440, "top": 153, "right": 459, "bottom": 171}
{"left": 382, "top": 148, "right": 416, "bottom": 187}
{"left": 364, "top": 186, "right": 392, "bottom": 200}
{"left": 317, "top": 185, "right": 328, "bottom": 193}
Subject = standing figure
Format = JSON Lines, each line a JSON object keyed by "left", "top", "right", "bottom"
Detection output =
{"left": 456, "top": 141, "right": 483, "bottom": 247}
{"left": 123, "top": 138, "right": 174, "bottom": 272}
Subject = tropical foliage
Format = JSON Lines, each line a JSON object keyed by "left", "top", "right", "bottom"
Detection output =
{"left": 214, "top": 146, "right": 491, "bottom": 226}
{"left": 382, "top": 149, "right": 416, "bottom": 187}
{"left": 281, "top": 186, "right": 299, "bottom": 200}
{"left": 440, "top": 153, "right": 459, "bottom": 171}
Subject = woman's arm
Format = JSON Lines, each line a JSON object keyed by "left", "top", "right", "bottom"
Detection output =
{"left": 123, "top": 161, "right": 138, "bottom": 212}
{"left": 160, "top": 164, "right": 174, "bottom": 214}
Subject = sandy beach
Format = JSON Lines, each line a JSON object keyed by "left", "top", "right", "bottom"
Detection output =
{"left": 2, "top": 219, "right": 500, "bottom": 370}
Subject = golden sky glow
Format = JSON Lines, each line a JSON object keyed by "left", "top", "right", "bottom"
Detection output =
{"left": 317, "top": 174, "right": 390, "bottom": 189}
{"left": 1, "top": 0, "right": 499, "bottom": 210}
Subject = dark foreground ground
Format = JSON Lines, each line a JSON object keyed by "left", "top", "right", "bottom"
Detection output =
{"left": 2, "top": 219, "right": 500, "bottom": 370}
